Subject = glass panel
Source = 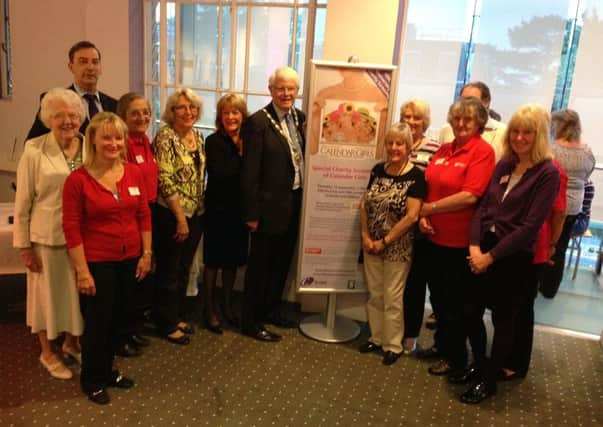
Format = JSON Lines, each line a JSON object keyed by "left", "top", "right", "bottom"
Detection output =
{"left": 145, "top": 85, "right": 161, "bottom": 136}
{"left": 471, "top": 0, "right": 571, "bottom": 121}
{"left": 221, "top": 6, "right": 232, "bottom": 89}
{"left": 235, "top": 6, "right": 248, "bottom": 91}
{"left": 395, "top": 0, "right": 474, "bottom": 133}
{"left": 246, "top": 94, "right": 273, "bottom": 114}
{"left": 167, "top": 2, "right": 176, "bottom": 84}
{"left": 313, "top": 7, "right": 327, "bottom": 60}
{"left": 248, "top": 7, "right": 293, "bottom": 92}
{"left": 180, "top": 4, "right": 219, "bottom": 87}
{"left": 195, "top": 90, "right": 218, "bottom": 129}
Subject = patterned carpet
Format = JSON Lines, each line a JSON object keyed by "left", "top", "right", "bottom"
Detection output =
{"left": 0, "top": 312, "right": 602, "bottom": 427}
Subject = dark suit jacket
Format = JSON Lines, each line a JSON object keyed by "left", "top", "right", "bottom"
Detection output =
{"left": 240, "top": 103, "right": 306, "bottom": 235}
{"left": 26, "top": 84, "right": 118, "bottom": 141}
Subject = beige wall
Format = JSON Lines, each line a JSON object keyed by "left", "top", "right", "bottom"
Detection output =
{"left": 0, "top": 0, "right": 130, "bottom": 200}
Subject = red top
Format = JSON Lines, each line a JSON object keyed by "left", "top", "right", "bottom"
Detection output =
{"left": 533, "top": 161, "right": 567, "bottom": 264}
{"left": 126, "top": 133, "right": 158, "bottom": 203}
{"left": 62, "top": 163, "right": 152, "bottom": 262}
{"left": 425, "top": 136, "right": 495, "bottom": 248}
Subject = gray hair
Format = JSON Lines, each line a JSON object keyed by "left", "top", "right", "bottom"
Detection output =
{"left": 268, "top": 67, "right": 300, "bottom": 88}
{"left": 447, "top": 97, "right": 489, "bottom": 134}
{"left": 40, "top": 88, "right": 86, "bottom": 128}
{"left": 551, "top": 109, "right": 582, "bottom": 141}
{"left": 161, "top": 88, "right": 203, "bottom": 127}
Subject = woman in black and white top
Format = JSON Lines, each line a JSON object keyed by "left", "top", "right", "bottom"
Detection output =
{"left": 358, "top": 122, "right": 426, "bottom": 366}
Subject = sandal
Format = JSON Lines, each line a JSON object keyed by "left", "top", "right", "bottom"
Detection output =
{"left": 428, "top": 359, "right": 451, "bottom": 376}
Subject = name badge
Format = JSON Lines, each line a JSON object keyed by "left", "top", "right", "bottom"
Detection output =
{"left": 454, "top": 161, "right": 466, "bottom": 168}
{"left": 435, "top": 158, "right": 446, "bottom": 165}
{"left": 135, "top": 155, "right": 144, "bottom": 164}
{"left": 500, "top": 175, "right": 510, "bottom": 184}
{"left": 128, "top": 186, "right": 141, "bottom": 196}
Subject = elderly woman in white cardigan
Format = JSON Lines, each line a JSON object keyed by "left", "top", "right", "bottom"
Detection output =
{"left": 14, "top": 88, "right": 86, "bottom": 379}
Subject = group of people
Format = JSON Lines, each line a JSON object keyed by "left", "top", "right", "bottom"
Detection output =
{"left": 358, "top": 82, "right": 594, "bottom": 404}
{"left": 14, "top": 39, "right": 595, "bottom": 407}
{"left": 14, "top": 40, "right": 304, "bottom": 405}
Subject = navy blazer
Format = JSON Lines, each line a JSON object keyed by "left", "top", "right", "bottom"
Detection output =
{"left": 240, "top": 103, "right": 306, "bottom": 234}
{"left": 26, "top": 84, "right": 118, "bottom": 141}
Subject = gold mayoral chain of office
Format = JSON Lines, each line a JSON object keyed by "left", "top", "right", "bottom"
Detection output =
{"left": 262, "top": 108, "right": 302, "bottom": 165}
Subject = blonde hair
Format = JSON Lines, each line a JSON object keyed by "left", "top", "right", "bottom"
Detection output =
{"left": 83, "top": 112, "right": 128, "bottom": 168}
{"left": 384, "top": 122, "right": 413, "bottom": 153}
{"left": 161, "top": 88, "right": 203, "bottom": 127}
{"left": 399, "top": 98, "right": 431, "bottom": 132}
{"left": 501, "top": 104, "right": 552, "bottom": 164}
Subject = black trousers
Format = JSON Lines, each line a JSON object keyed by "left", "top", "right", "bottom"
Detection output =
{"left": 425, "top": 241, "right": 469, "bottom": 371}
{"left": 153, "top": 205, "right": 204, "bottom": 335}
{"left": 80, "top": 258, "right": 138, "bottom": 393}
{"left": 503, "top": 263, "right": 542, "bottom": 376}
{"left": 464, "top": 233, "right": 533, "bottom": 391}
{"left": 540, "top": 214, "right": 576, "bottom": 298}
{"left": 403, "top": 237, "right": 429, "bottom": 339}
{"left": 241, "top": 191, "right": 301, "bottom": 333}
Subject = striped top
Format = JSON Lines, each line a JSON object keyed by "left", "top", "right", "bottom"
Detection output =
{"left": 409, "top": 137, "right": 440, "bottom": 171}
{"left": 551, "top": 142, "right": 595, "bottom": 215}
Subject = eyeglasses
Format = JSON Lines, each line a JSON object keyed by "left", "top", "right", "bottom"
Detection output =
{"left": 173, "top": 104, "right": 199, "bottom": 113}
{"left": 128, "top": 109, "right": 152, "bottom": 118}
{"left": 52, "top": 112, "right": 80, "bottom": 122}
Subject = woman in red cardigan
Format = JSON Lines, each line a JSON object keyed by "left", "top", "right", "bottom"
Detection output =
{"left": 63, "top": 112, "right": 152, "bottom": 405}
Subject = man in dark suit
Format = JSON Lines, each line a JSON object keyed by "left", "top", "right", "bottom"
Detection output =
{"left": 26, "top": 40, "right": 117, "bottom": 140}
{"left": 240, "top": 67, "right": 306, "bottom": 342}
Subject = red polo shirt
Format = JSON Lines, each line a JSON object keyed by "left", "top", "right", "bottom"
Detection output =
{"left": 425, "top": 135, "right": 495, "bottom": 248}
{"left": 126, "top": 133, "right": 158, "bottom": 203}
{"left": 62, "top": 163, "right": 152, "bottom": 262}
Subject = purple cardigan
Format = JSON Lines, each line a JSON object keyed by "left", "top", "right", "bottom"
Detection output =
{"left": 470, "top": 158, "right": 560, "bottom": 260}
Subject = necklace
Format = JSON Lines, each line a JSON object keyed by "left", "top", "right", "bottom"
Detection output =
{"left": 262, "top": 108, "right": 302, "bottom": 164}
{"left": 61, "top": 137, "right": 82, "bottom": 172}
{"left": 385, "top": 159, "right": 409, "bottom": 176}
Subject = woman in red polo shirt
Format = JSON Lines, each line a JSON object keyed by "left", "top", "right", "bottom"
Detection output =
{"left": 418, "top": 97, "right": 495, "bottom": 379}
{"left": 63, "top": 112, "right": 152, "bottom": 405}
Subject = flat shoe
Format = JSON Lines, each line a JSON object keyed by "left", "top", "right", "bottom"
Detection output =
{"left": 382, "top": 351, "right": 401, "bottom": 366}
{"left": 178, "top": 322, "right": 195, "bottom": 334}
{"left": 109, "top": 371, "right": 135, "bottom": 389}
{"left": 448, "top": 365, "right": 479, "bottom": 384}
{"left": 165, "top": 333, "right": 190, "bottom": 345}
{"left": 61, "top": 344, "right": 82, "bottom": 365}
{"left": 358, "top": 341, "right": 381, "bottom": 353}
{"left": 428, "top": 360, "right": 451, "bottom": 376}
{"left": 460, "top": 381, "right": 495, "bottom": 404}
{"left": 87, "top": 388, "right": 110, "bottom": 405}
{"left": 39, "top": 354, "right": 72, "bottom": 380}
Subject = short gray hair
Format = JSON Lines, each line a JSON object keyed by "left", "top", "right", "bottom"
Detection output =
{"left": 161, "top": 88, "right": 203, "bottom": 127}
{"left": 447, "top": 97, "right": 489, "bottom": 134}
{"left": 40, "top": 88, "right": 86, "bottom": 128}
{"left": 268, "top": 67, "right": 300, "bottom": 88}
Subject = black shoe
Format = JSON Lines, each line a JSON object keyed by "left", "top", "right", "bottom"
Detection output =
{"left": 87, "top": 388, "right": 110, "bottom": 405}
{"left": 416, "top": 345, "right": 440, "bottom": 359}
{"left": 448, "top": 365, "right": 479, "bottom": 384}
{"left": 382, "top": 351, "right": 401, "bottom": 366}
{"left": 165, "top": 332, "right": 190, "bottom": 345}
{"left": 266, "top": 313, "right": 298, "bottom": 329}
{"left": 115, "top": 342, "right": 141, "bottom": 358}
{"left": 358, "top": 341, "right": 381, "bottom": 353}
{"left": 245, "top": 328, "right": 282, "bottom": 342}
{"left": 207, "top": 323, "right": 224, "bottom": 335}
{"left": 130, "top": 333, "right": 150, "bottom": 347}
{"left": 109, "top": 371, "right": 135, "bottom": 389}
{"left": 224, "top": 312, "right": 240, "bottom": 329}
{"left": 460, "top": 381, "right": 495, "bottom": 404}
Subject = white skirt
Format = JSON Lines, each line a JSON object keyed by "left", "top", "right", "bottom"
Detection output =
{"left": 26, "top": 243, "right": 83, "bottom": 339}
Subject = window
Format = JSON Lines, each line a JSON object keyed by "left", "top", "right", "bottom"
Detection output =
{"left": 144, "top": 0, "right": 327, "bottom": 136}
{"left": 0, "top": 0, "right": 12, "bottom": 98}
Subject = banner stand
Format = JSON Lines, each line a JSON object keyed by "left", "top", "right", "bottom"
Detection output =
{"left": 298, "top": 293, "right": 360, "bottom": 343}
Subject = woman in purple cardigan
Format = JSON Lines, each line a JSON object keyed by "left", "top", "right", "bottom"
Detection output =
{"left": 458, "top": 104, "right": 560, "bottom": 404}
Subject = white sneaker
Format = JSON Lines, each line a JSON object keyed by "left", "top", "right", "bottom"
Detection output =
{"left": 39, "top": 354, "right": 73, "bottom": 380}
{"left": 62, "top": 343, "right": 82, "bottom": 365}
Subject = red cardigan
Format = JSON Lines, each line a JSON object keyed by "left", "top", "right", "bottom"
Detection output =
{"left": 126, "top": 132, "right": 158, "bottom": 203}
{"left": 62, "top": 163, "right": 152, "bottom": 262}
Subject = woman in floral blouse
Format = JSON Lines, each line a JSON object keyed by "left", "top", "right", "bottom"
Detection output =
{"left": 152, "top": 88, "right": 205, "bottom": 345}
{"left": 358, "top": 122, "right": 426, "bottom": 366}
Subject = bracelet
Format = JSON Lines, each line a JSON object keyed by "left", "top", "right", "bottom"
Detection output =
{"left": 142, "top": 250, "right": 153, "bottom": 257}
{"left": 431, "top": 202, "right": 437, "bottom": 214}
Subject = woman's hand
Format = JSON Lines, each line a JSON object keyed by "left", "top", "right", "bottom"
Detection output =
{"left": 362, "top": 235, "right": 374, "bottom": 252}
{"left": 77, "top": 273, "right": 96, "bottom": 296}
{"left": 174, "top": 219, "right": 190, "bottom": 241}
{"left": 420, "top": 202, "right": 436, "bottom": 217}
{"left": 19, "top": 248, "right": 41, "bottom": 273}
{"left": 418, "top": 217, "right": 434, "bottom": 235}
{"left": 467, "top": 249, "right": 493, "bottom": 274}
{"left": 136, "top": 253, "right": 152, "bottom": 281}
